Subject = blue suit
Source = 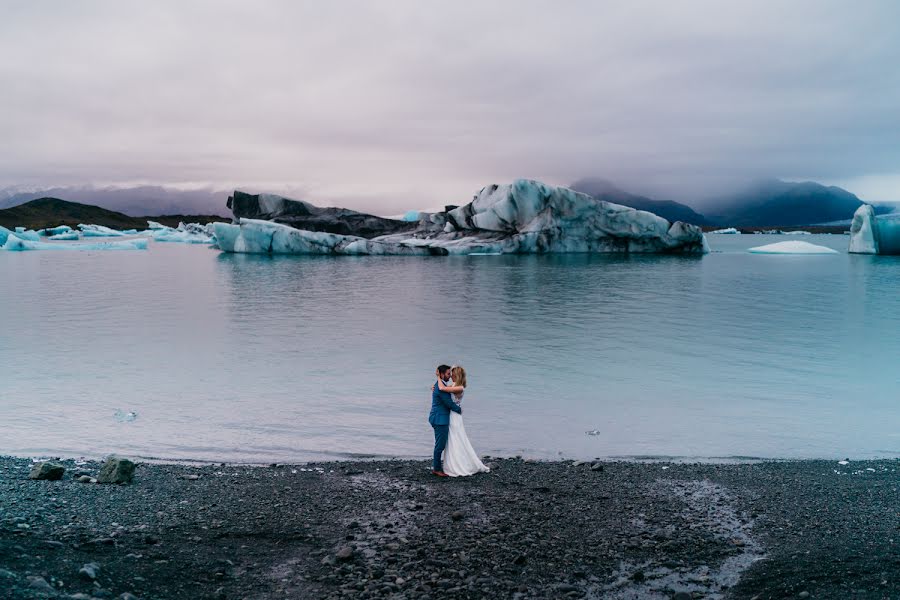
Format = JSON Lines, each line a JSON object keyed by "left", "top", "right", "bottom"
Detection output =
{"left": 429, "top": 379, "right": 462, "bottom": 471}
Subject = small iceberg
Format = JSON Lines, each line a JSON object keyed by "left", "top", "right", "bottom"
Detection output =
{"left": 11, "top": 228, "right": 41, "bottom": 241}
{"left": 79, "top": 224, "right": 127, "bottom": 237}
{"left": 113, "top": 409, "right": 138, "bottom": 422}
{"left": 782, "top": 230, "right": 812, "bottom": 235}
{"left": 38, "top": 225, "right": 73, "bottom": 237}
{"left": 49, "top": 231, "right": 80, "bottom": 240}
{"left": 748, "top": 241, "right": 838, "bottom": 254}
{"left": 146, "top": 221, "right": 215, "bottom": 244}
{"left": 2, "top": 237, "right": 149, "bottom": 251}
{"left": 710, "top": 227, "right": 740, "bottom": 234}
{"left": 401, "top": 210, "right": 421, "bottom": 222}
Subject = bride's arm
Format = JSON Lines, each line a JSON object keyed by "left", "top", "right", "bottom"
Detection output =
{"left": 437, "top": 379, "right": 464, "bottom": 393}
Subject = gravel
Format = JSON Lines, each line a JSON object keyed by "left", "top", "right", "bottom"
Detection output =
{"left": 0, "top": 455, "right": 897, "bottom": 599}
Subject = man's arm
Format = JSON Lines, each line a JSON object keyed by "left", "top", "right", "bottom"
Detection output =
{"left": 438, "top": 392, "right": 462, "bottom": 414}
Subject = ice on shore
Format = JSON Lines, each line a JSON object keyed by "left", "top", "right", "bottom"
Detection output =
{"left": 710, "top": 228, "right": 740, "bottom": 234}
{"left": 748, "top": 241, "right": 838, "bottom": 254}
{"left": 2, "top": 237, "right": 149, "bottom": 251}
{"left": 79, "top": 224, "right": 127, "bottom": 237}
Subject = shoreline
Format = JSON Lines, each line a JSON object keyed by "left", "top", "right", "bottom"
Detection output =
{"left": 2, "top": 455, "right": 897, "bottom": 599}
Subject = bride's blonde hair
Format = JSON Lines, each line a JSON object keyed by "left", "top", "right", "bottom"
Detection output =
{"left": 451, "top": 365, "right": 467, "bottom": 388}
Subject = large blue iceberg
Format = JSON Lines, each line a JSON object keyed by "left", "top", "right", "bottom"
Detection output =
{"left": 216, "top": 180, "right": 708, "bottom": 256}
{"left": 848, "top": 205, "right": 900, "bottom": 255}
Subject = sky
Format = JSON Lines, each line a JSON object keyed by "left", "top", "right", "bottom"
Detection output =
{"left": 1, "top": 1, "right": 899, "bottom": 213}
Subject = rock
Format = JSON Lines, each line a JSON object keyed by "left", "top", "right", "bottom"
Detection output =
{"left": 673, "top": 593, "right": 693, "bottom": 600}
{"left": 451, "top": 511, "right": 464, "bottom": 521}
{"left": 119, "top": 594, "right": 141, "bottom": 600}
{"left": 590, "top": 463, "right": 604, "bottom": 471}
{"left": 632, "top": 571, "right": 645, "bottom": 582}
{"left": 97, "top": 457, "right": 135, "bottom": 485}
{"left": 0, "top": 568, "right": 17, "bottom": 580}
{"left": 182, "top": 474, "right": 200, "bottom": 480}
{"left": 27, "top": 575, "right": 57, "bottom": 594}
{"left": 76, "top": 475, "right": 93, "bottom": 483}
{"left": 336, "top": 546, "right": 355, "bottom": 561}
{"left": 798, "top": 593, "right": 810, "bottom": 599}
{"left": 79, "top": 562, "right": 100, "bottom": 580}
{"left": 217, "top": 180, "right": 708, "bottom": 256}
{"left": 513, "top": 554, "right": 527, "bottom": 565}
{"left": 29, "top": 462, "right": 66, "bottom": 480}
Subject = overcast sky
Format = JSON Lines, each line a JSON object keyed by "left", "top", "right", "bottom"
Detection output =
{"left": 1, "top": 1, "right": 898, "bottom": 212}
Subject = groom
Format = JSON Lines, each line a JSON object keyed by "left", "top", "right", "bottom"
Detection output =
{"left": 429, "top": 364, "right": 462, "bottom": 477}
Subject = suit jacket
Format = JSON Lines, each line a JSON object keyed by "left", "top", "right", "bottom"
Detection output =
{"left": 429, "top": 379, "right": 462, "bottom": 426}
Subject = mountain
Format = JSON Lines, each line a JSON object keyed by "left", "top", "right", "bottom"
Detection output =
{"left": 0, "top": 198, "right": 223, "bottom": 230}
{"left": 704, "top": 179, "right": 867, "bottom": 227}
{"left": 0, "top": 185, "right": 231, "bottom": 217}
{"left": 569, "top": 178, "right": 709, "bottom": 225}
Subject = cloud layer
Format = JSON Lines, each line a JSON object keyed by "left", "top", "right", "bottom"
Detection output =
{"left": 1, "top": 1, "right": 898, "bottom": 212}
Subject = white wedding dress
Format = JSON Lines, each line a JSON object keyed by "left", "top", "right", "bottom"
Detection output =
{"left": 442, "top": 389, "right": 490, "bottom": 477}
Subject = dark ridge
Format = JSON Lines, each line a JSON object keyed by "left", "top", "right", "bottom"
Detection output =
{"left": 570, "top": 178, "right": 710, "bottom": 226}
{"left": 0, "top": 197, "right": 223, "bottom": 230}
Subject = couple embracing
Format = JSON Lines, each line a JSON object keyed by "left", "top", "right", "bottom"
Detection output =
{"left": 428, "top": 364, "right": 490, "bottom": 478}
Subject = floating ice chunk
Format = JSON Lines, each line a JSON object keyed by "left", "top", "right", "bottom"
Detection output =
{"left": 79, "top": 224, "right": 127, "bottom": 237}
{"left": 401, "top": 210, "right": 421, "bottom": 222}
{"left": 585, "top": 430, "right": 601, "bottom": 436}
{"left": 782, "top": 230, "right": 811, "bottom": 235}
{"left": 2, "top": 237, "right": 148, "bottom": 251}
{"left": 49, "top": 232, "right": 80, "bottom": 240}
{"left": 710, "top": 227, "right": 740, "bottom": 234}
{"left": 114, "top": 409, "right": 138, "bottom": 422}
{"left": 837, "top": 460, "right": 850, "bottom": 465}
{"left": 748, "top": 241, "right": 838, "bottom": 254}
{"left": 10, "top": 228, "right": 41, "bottom": 241}
{"left": 38, "top": 225, "right": 73, "bottom": 237}
{"left": 145, "top": 221, "right": 216, "bottom": 244}
{"left": 848, "top": 204, "right": 900, "bottom": 255}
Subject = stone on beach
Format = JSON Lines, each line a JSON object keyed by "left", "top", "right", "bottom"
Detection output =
{"left": 29, "top": 461, "right": 66, "bottom": 480}
{"left": 97, "top": 456, "right": 136, "bottom": 484}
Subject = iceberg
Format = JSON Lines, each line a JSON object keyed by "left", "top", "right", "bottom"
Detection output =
{"left": 10, "top": 228, "right": 41, "bottom": 241}
{"left": 2, "top": 237, "right": 148, "bottom": 251}
{"left": 848, "top": 204, "right": 900, "bottom": 255}
{"left": 79, "top": 224, "right": 127, "bottom": 237}
{"left": 218, "top": 180, "right": 708, "bottom": 256}
{"left": 748, "top": 241, "right": 838, "bottom": 254}
{"left": 145, "top": 221, "right": 216, "bottom": 244}
{"left": 38, "top": 225, "right": 73, "bottom": 237}
{"left": 49, "top": 231, "right": 80, "bottom": 240}
{"left": 401, "top": 210, "right": 421, "bottom": 222}
{"left": 710, "top": 227, "right": 740, "bottom": 234}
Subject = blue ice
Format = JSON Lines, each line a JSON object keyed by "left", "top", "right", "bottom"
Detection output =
{"left": 2, "top": 237, "right": 148, "bottom": 251}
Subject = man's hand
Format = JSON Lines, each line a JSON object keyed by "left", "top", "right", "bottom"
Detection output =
{"left": 431, "top": 384, "right": 436, "bottom": 392}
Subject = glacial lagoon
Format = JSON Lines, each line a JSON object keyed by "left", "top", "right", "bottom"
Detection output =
{"left": 1, "top": 233, "right": 898, "bottom": 463}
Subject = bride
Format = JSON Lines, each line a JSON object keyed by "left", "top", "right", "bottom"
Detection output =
{"left": 437, "top": 366, "right": 490, "bottom": 477}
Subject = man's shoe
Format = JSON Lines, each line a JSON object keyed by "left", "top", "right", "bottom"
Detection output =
{"left": 432, "top": 470, "right": 449, "bottom": 477}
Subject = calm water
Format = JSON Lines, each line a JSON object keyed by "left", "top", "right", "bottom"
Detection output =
{"left": 2, "top": 234, "right": 898, "bottom": 463}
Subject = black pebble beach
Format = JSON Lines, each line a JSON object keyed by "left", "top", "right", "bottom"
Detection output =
{"left": 1, "top": 456, "right": 897, "bottom": 599}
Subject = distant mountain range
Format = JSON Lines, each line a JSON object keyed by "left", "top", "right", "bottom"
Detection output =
{"left": 0, "top": 198, "right": 223, "bottom": 230}
{"left": 0, "top": 185, "right": 231, "bottom": 217}
{"left": 570, "top": 179, "right": 710, "bottom": 225}
{"left": 0, "top": 180, "right": 894, "bottom": 229}
{"left": 572, "top": 178, "right": 894, "bottom": 227}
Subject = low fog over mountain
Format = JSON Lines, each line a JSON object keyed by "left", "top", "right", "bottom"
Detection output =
{"left": 0, "top": 185, "right": 231, "bottom": 217}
